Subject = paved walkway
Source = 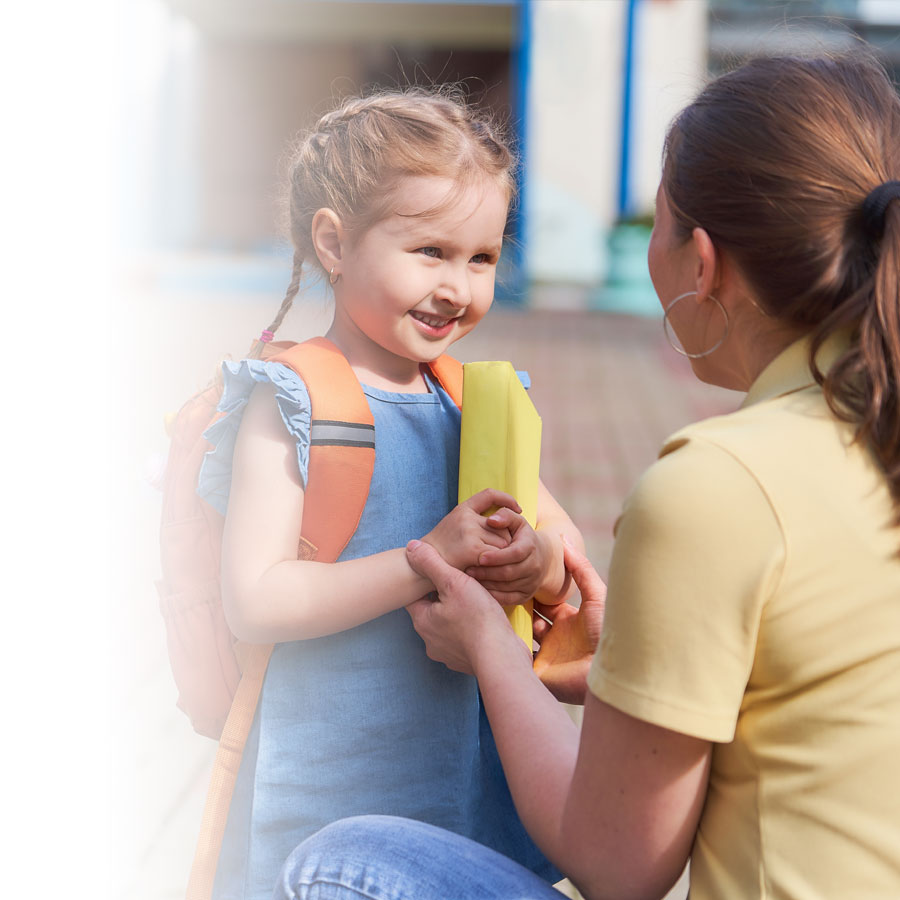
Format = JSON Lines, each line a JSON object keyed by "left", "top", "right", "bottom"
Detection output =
{"left": 115, "top": 280, "right": 740, "bottom": 899}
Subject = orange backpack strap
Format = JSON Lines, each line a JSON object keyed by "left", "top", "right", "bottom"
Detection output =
{"left": 271, "top": 337, "right": 376, "bottom": 560}
{"left": 185, "top": 337, "right": 375, "bottom": 900}
{"left": 427, "top": 353, "right": 463, "bottom": 409}
{"left": 185, "top": 642, "right": 272, "bottom": 900}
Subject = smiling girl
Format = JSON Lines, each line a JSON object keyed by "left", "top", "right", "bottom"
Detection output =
{"left": 195, "top": 90, "right": 582, "bottom": 900}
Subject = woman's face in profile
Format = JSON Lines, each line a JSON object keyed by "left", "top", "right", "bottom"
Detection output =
{"left": 648, "top": 183, "right": 723, "bottom": 378}
{"left": 648, "top": 183, "right": 693, "bottom": 314}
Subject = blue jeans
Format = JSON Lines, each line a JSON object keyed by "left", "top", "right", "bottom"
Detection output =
{"left": 274, "top": 815, "right": 569, "bottom": 900}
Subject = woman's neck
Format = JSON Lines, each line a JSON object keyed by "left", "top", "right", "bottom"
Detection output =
{"left": 694, "top": 293, "right": 809, "bottom": 393}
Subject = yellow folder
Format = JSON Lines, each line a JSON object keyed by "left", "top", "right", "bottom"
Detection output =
{"left": 458, "top": 361, "right": 542, "bottom": 647}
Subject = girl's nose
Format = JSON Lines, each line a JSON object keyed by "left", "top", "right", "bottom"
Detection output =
{"left": 436, "top": 264, "right": 472, "bottom": 309}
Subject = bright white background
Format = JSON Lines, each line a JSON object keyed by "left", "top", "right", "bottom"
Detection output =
{"left": 3, "top": 2, "right": 114, "bottom": 895}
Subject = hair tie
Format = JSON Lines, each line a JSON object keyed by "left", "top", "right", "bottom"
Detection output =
{"left": 861, "top": 180, "right": 900, "bottom": 238}
{"left": 259, "top": 329, "right": 274, "bottom": 343}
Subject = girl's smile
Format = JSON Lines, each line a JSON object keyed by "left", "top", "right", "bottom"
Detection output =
{"left": 408, "top": 309, "right": 460, "bottom": 338}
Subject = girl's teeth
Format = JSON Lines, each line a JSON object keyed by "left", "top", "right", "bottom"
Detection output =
{"left": 415, "top": 313, "right": 447, "bottom": 327}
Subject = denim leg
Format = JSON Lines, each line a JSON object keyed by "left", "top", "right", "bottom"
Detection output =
{"left": 275, "top": 815, "right": 570, "bottom": 900}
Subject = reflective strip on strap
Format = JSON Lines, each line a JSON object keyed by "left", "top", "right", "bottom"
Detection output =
{"left": 310, "top": 419, "right": 376, "bottom": 448}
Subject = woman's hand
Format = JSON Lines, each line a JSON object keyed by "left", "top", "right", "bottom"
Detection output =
{"left": 464, "top": 507, "right": 554, "bottom": 605}
{"left": 532, "top": 542, "right": 607, "bottom": 704}
{"left": 405, "top": 538, "right": 530, "bottom": 676}
{"left": 420, "top": 489, "right": 519, "bottom": 572}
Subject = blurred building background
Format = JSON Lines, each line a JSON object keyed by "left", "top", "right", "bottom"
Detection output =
{"left": 119, "top": 0, "right": 900, "bottom": 314}
{"left": 113, "top": 3, "right": 900, "bottom": 899}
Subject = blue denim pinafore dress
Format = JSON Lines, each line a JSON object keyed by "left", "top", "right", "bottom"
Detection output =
{"left": 199, "top": 361, "right": 558, "bottom": 900}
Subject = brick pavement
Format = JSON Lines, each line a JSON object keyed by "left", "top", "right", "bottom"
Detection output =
{"left": 116, "top": 285, "right": 740, "bottom": 899}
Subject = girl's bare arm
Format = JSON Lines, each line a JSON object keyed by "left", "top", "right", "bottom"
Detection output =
{"left": 222, "top": 384, "right": 510, "bottom": 643}
{"left": 534, "top": 479, "right": 584, "bottom": 602}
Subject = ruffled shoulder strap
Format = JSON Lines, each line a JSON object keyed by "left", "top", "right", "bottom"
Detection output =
{"left": 197, "top": 358, "right": 312, "bottom": 514}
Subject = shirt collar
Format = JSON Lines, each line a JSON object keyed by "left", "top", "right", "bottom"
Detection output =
{"left": 741, "top": 329, "right": 851, "bottom": 409}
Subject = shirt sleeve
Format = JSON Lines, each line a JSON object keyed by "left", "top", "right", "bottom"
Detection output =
{"left": 197, "top": 359, "right": 312, "bottom": 515}
{"left": 587, "top": 435, "right": 785, "bottom": 742}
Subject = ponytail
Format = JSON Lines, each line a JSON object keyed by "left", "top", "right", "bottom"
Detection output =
{"left": 817, "top": 196, "right": 900, "bottom": 521}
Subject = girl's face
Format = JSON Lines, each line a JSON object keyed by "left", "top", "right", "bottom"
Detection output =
{"left": 328, "top": 174, "right": 509, "bottom": 384}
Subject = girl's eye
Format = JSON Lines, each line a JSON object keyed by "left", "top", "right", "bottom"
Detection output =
{"left": 417, "top": 246, "right": 441, "bottom": 258}
{"left": 470, "top": 253, "right": 491, "bottom": 265}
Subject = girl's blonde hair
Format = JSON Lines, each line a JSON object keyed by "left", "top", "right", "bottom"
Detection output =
{"left": 256, "top": 88, "right": 516, "bottom": 350}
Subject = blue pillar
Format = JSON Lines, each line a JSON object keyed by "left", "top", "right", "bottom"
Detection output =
{"left": 498, "top": 0, "right": 531, "bottom": 304}
{"left": 617, "top": 0, "right": 639, "bottom": 220}
{"left": 593, "top": 0, "right": 658, "bottom": 316}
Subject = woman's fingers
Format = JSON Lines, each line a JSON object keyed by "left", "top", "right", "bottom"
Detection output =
{"left": 532, "top": 614, "right": 552, "bottom": 643}
{"left": 533, "top": 598, "right": 574, "bottom": 623}
{"left": 563, "top": 542, "right": 607, "bottom": 606}
{"left": 405, "top": 595, "right": 432, "bottom": 627}
{"left": 406, "top": 538, "right": 469, "bottom": 593}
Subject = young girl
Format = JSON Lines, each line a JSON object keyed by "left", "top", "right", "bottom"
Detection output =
{"left": 197, "top": 90, "right": 583, "bottom": 900}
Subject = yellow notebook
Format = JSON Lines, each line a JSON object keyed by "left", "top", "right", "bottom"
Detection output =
{"left": 458, "top": 361, "right": 542, "bottom": 647}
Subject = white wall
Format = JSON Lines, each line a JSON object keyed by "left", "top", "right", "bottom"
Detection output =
{"left": 525, "top": 0, "right": 707, "bottom": 285}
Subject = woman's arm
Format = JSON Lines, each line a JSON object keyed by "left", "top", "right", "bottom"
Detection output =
{"left": 558, "top": 695, "right": 710, "bottom": 900}
{"left": 406, "top": 539, "right": 711, "bottom": 900}
{"left": 222, "top": 384, "right": 512, "bottom": 643}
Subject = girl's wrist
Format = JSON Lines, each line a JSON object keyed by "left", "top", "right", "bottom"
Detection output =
{"left": 534, "top": 529, "right": 568, "bottom": 604}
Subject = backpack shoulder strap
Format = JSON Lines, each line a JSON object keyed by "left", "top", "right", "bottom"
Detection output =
{"left": 185, "top": 336, "right": 375, "bottom": 900}
{"left": 269, "top": 336, "right": 375, "bottom": 563}
{"left": 427, "top": 353, "right": 463, "bottom": 409}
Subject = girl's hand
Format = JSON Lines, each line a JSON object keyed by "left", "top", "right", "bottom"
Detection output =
{"left": 421, "top": 489, "right": 520, "bottom": 572}
{"left": 405, "top": 539, "right": 530, "bottom": 676}
{"left": 532, "top": 542, "right": 607, "bottom": 704}
{"left": 464, "top": 507, "right": 553, "bottom": 605}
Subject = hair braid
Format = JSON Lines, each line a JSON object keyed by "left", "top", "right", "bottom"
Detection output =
{"left": 250, "top": 248, "right": 304, "bottom": 359}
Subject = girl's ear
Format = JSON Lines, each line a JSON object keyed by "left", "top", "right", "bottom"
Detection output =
{"left": 311, "top": 208, "right": 346, "bottom": 274}
{"left": 691, "top": 226, "right": 719, "bottom": 302}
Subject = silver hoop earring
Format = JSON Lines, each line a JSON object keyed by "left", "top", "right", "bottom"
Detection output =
{"left": 329, "top": 266, "right": 340, "bottom": 285}
{"left": 662, "top": 291, "right": 730, "bottom": 359}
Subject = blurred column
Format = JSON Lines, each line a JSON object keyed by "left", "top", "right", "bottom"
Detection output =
{"left": 526, "top": 0, "right": 622, "bottom": 308}
{"left": 526, "top": 0, "right": 706, "bottom": 311}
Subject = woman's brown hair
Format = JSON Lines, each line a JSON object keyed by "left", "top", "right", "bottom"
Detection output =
{"left": 662, "top": 53, "right": 900, "bottom": 521}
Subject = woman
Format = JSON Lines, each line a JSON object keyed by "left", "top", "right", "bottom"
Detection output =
{"left": 274, "top": 53, "right": 900, "bottom": 900}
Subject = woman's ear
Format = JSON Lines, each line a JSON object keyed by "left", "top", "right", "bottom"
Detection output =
{"left": 691, "top": 227, "right": 719, "bottom": 302}
{"left": 311, "top": 209, "right": 346, "bottom": 275}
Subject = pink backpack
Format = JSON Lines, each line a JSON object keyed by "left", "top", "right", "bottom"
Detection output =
{"left": 156, "top": 337, "right": 465, "bottom": 739}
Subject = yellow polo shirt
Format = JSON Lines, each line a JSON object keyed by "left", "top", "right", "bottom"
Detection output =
{"left": 588, "top": 334, "right": 900, "bottom": 899}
